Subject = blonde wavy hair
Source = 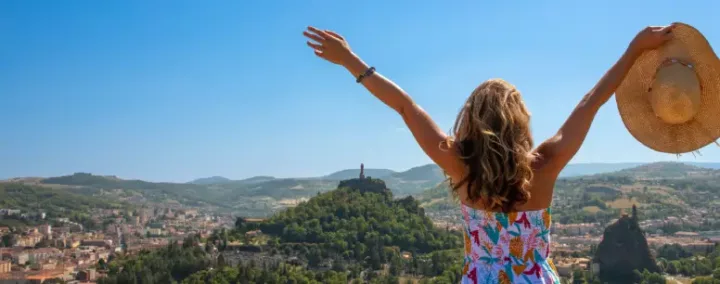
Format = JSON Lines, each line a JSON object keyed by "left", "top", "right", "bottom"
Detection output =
{"left": 445, "top": 79, "right": 535, "bottom": 212}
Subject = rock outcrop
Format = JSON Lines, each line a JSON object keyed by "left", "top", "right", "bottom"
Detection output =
{"left": 593, "top": 205, "right": 659, "bottom": 283}
{"left": 338, "top": 177, "right": 391, "bottom": 196}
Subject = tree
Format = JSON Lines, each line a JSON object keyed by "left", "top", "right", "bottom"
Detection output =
{"left": 666, "top": 261, "right": 679, "bottom": 275}
{"left": 692, "top": 276, "right": 720, "bottom": 284}
{"left": 572, "top": 269, "right": 586, "bottom": 284}
{"left": 97, "top": 243, "right": 212, "bottom": 283}
{"left": 1, "top": 234, "right": 14, "bottom": 247}
{"left": 235, "top": 217, "right": 246, "bottom": 228}
{"left": 637, "top": 269, "right": 666, "bottom": 284}
{"left": 217, "top": 254, "right": 226, "bottom": 267}
{"left": 331, "top": 256, "right": 347, "bottom": 272}
{"left": 98, "top": 258, "right": 107, "bottom": 270}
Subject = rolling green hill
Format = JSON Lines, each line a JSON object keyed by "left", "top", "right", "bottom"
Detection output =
{"left": 417, "top": 183, "right": 458, "bottom": 213}
{"left": 391, "top": 164, "right": 444, "bottom": 181}
{"left": 419, "top": 183, "right": 452, "bottom": 200}
{"left": 598, "top": 161, "right": 718, "bottom": 179}
{"left": 188, "top": 176, "right": 232, "bottom": 185}
{"left": 418, "top": 162, "right": 720, "bottom": 227}
{"left": 189, "top": 175, "right": 276, "bottom": 185}
{"left": 234, "top": 176, "right": 276, "bottom": 184}
{"left": 0, "top": 182, "right": 128, "bottom": 228}
{"left": 216, "top": 178, "right": 338, "bottom": 200}
{"left": 41, "top": 173, "right": 226, "bottom": 207}
{"left": 236, "top": 177, "right": 462, "bottom": 275}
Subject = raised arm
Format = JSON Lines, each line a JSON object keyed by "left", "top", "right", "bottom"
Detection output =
{"left": 537, "top": 25, "right": 675, "bottom": 174}
{"left": 303, "top": 26, "right": 463, "bottom": 177}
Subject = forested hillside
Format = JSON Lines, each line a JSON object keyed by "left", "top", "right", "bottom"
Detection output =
{"left": 234, "top": 177, "right": 463, "bottom": 282}
{"left": 0, "top": 182, "right": 127, "bottom": 228}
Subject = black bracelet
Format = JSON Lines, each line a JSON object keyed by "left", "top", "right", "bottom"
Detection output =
{"left": 356, "top": 67, "right": 376, "bottom": 83}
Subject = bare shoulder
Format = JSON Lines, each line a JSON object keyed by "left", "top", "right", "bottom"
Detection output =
{"left": 439, "top": 140, "right": 467, "bottom": 182}
{"left": 522, "top": 151, "right": 560, "bottom": 210}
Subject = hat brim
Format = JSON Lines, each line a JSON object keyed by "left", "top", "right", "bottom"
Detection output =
{"left": 616, "top": 22, "right": 720, "bottom": 154}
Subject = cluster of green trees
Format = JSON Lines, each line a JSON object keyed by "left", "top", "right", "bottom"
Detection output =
{"left": 236, "top": 181, "right": 461, "bottom": 271}
{"left": 98, "top": 239, "right": 211, "bottom": 284}
{"left": 656, "top": 244, "right": 695, "bottom": 260}
{"left": 230, "top": 179, "right": 465, "bottom": 281}
{"left": 182, "top": 260, "right": 461, "bottom": 284}
{"left": 608, "top": 243, "right": 720, "bottom": 283}
{"left": 570, "top": 268, "right": 666, "bottom": 284}
{"left": 97, "top": 237, "right": 463, "bottom": 283}
{"left": 181, "top": 262, "right": 349, "bottom": 284}
{"left": 658, "top": 253, "right": 720, "bottom": 280}
{"left": 182, "top": 262, "right": 462, "bottom": 284}
{"left": 633, "top": 269, "right": 668, "bottom": 284}
{"left": 580, "top": 197, "right": 609, "bottom": 210}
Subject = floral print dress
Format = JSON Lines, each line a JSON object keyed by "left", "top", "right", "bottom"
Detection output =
{"left": 460, "top": 204, "right": 560, "bottom": 284}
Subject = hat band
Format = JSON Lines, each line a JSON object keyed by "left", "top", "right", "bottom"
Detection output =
{"left": 658, "top": 58, "right": 694, "bottom": 70}
{"left": 648, "top": 58, "right": 696, "bottom": 93}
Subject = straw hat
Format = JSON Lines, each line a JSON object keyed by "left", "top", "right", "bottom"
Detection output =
{"left": 616, "top": 22, "right": 720, "bottom": 154}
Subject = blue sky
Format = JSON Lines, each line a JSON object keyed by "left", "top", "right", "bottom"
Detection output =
{"left": 1, "top": 0, "right": 719, "bottom": 182}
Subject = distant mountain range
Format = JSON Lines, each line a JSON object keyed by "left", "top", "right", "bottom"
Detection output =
{"left": 3, "top": 161, "right": 719, "bottom": 218}
{"left": 594, "top": 161, "right": 720, "bottom": 179}
{"left": 188, "top": 162, "right": 720, "bottom": 185}
{"left": 560, "top": 162, "right": 720, "bottom": 177}
{"left": 189, "top": 176, "right": 231, "bottom": 185}
{"left": 187, "top": 163, "right": 446, "bottom": 196}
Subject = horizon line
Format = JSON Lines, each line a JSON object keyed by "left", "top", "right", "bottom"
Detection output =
{"left": 2, "top": 160, "right": 717, "bottom": 184}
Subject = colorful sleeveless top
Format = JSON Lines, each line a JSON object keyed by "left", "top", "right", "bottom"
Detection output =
{"left": 460, "top": 204, "right": 560, "bottom": 283}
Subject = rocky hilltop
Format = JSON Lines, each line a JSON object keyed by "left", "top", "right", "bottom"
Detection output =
{"left": 593, "top": 205, "right": 659, "bottom": 283}
{"left": 337, "top": 177, "right": 390, "bottom": 195}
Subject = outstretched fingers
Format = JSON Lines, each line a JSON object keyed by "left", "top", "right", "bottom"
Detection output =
{"left": 303, "top": 31, "right": 325, "bottom": 44}
{"left": 307, "top": 26, "right": 331, "bottom": 39}
{"left": 304, "top": 27, "right": 332, "bottom": 59}
{"left": 303, "top": 26, "right": 349, "bottom": 63}
{"left": 306, "top": 41, "right": 323, "bottom": 51}
{"left": 306, "top": 41, "right": 326, "bottom": 59}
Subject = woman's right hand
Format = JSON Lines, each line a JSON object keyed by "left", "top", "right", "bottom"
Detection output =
{"left": 303, "top": 26, "right": 355, "bottom": 66}
{"left": 628, "top": 24, "right": 675, "bottom": 54}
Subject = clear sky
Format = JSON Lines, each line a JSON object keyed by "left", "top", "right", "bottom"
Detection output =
{"left": 2, "top": 0, "right": 719, "bottom": 182}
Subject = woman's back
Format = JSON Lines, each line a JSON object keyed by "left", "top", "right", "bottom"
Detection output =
{"left": 459, "top": 204, "right": 559, "bottom": 284}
